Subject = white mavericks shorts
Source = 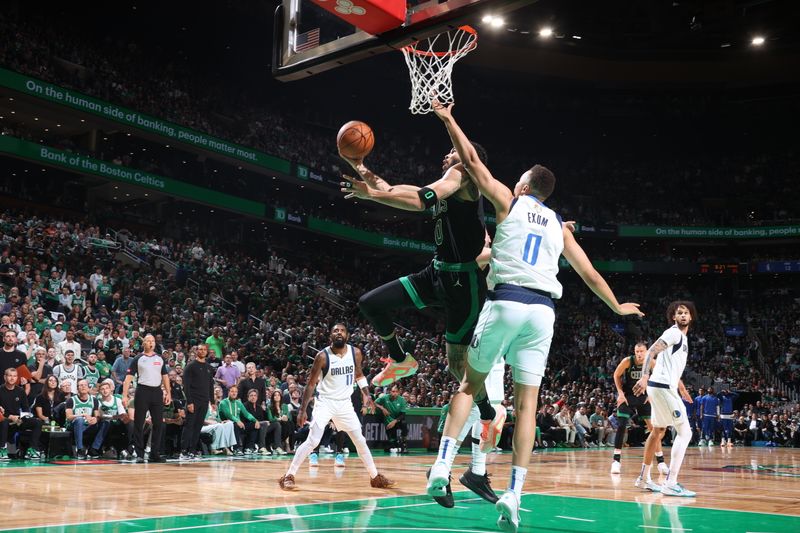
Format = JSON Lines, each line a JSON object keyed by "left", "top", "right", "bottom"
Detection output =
{"left": 468, "top": 299, "right": 555, "bottom": 386}
{"left": 647, "top": 385, "right": 688, "bottom": 428}
{"left": 311, "top": 396, "right": 362, "bottom": 433}
{"left": 486, "top": 361, "right": 506, "bottom": 403}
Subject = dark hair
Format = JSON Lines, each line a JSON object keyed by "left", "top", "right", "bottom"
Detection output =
{"left": 330, "top": 322, "right": 348, "bottom": 333}
{"left": 270, "top": 390, "right": 282, "bottom": 417}
{"left": 634, "top": 341, "right": 648, "bottom": 349}
{"left": 528, "top": 164, "right": 556, "bottom": 200}
{"left": 666, "top": 300, "right": 698, "bottom": 328}
{"left": 470, "top": 142, "right": 488, "bottom": 165}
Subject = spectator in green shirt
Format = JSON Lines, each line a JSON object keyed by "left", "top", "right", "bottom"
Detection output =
{"left": 218, "top": 384, "right": 259, "bottom": 455}
{"left": 95, "top": 350, "right": 112, "bottom": 379}
{"left": 205, "top": 327, "right": 224, "bottom": 359}
{"left": 375, "top": 385, "right": 408, "bottom": 453}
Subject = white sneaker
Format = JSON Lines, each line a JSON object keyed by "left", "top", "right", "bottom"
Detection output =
{"left": 275, "top": 447, "right": 287, "bottom": 455}
{"left": 657, "top": 462, "right": 670, "bottom": 475}
{"left": 707, "top": 440, "right": 714, "bottom": 447}
{"left": 635, "top": 476, "right": 661, "bottom": 492}
{"left": 699, "top": 439, "right": 707, "bottom": 446}
{"left": 343, "top": 447, "right": 350, "bottom": 455}
{"left": 720, "top": 438, "right": 726, "bottom": 446}
{"left": 496, "top": 491, "right": 520, "bottom": 533}
{"left": 661, "top": 482, "right": 696, "bottom": 497}
{"left": 321, "top": 445, "right": 334, "bottom": 453}
{"left": 426, "top": 462, "right": 450, "bottom": 498}
{"left": 610, "top": 460, "right": 621, "bottom": 474}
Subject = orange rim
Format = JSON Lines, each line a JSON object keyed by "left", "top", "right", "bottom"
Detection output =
{"left": 402, "top": 25, "right": 477, "bottom": 58}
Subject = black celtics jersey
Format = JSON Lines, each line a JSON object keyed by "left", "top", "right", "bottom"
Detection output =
{"left": 623, "top": 356, "right": 646, "bottom": 398}
{"left": 432, "top": 195, "right": 485, "bottom": 263}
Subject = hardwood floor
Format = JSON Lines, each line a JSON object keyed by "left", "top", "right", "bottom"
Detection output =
{"left": 2, "top": 446, "right": 798, "bottom": 531}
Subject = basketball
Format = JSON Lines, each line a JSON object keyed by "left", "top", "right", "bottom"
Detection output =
{"left": 337, "top": 120, "right": 374, "bottom": 160}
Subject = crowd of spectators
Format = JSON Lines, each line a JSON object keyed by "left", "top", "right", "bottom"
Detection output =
{"left": 2, "top": 202, "right": 797, "bottom": 459}
{"left": 2, "top": 14, "right": 799, "bottom": 228}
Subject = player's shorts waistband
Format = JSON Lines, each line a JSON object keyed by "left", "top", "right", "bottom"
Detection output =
{"left": 720, "top": 414, "right": 734, "bottom": 419}
{"left": 432, "top": 259, "right": 479, "bottom": 272}
{"left": 488, "top": 283, "right": 554, "bottom": 309}
{"left": 647, "top": 381, "right": 670, "bottom": 389}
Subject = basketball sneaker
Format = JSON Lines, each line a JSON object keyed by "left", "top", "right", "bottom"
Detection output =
{"left": 0, "top": 448, "right": 8, "bottom": 460}
{"left": 335, "top": 453, "right": 345, "bottom": 467}
{"left": 496, "top": 491, "right": 521, "bottom": 533}
{"left": 371, "top": 354, "right": 418, "bottom": 387}
{"left": 479, "top": 405, "right": 507, "bottom": 453}
{"left": 635, "top": 476, "right": 662, "bottom": 493}
{"left": 727, "top": 440, "right": 734, "bottom": 448}
{"left": 178, "top": 452, "right": 193, "bottom": 462}
{"left": 459, "top": 467, "right": 498, "bottom": 503}
{"left": 278, "top": 474, "right": 296, "bottom": 490}
{"left": 25, "top": 448, "right": 42, "bottom": 460}
{"left": 427, "top": 462, "right": 451, "bottom": 500}
{"left": 309, "top": 452, "right": 319, "bottom": 466}
{"left": 707, "top": 440, "right": 714, "bottom": 447}
{"left": 610, "top": 460, "right": 621, "bottom": 474}
{"left": 698, "top": 439, "right": 707, "bottom": 446}
{"left": 657, "top": 462, "right": 670, "bottom": 475}
{"left": 660, "top": 482, "right": 696, "bottom": 497}
{"left": 370, "top": 473, "right": 396, "bottom": 488}
{"left": 426, "top": 467, "right": 454, "bottom": 508}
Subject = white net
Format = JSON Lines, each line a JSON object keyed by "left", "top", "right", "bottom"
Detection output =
{"left": 401, "top": 26, "right": 477, "bottom": 115}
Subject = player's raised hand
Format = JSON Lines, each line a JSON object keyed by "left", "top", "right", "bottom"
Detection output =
{"left": 340, "top": 174, "right": 372, "bottom": 200}
{"left": 615, "top": 302, "right": 645, "bottom": 317}
{"left": 338, "top": 152, "right": 363, "bottom": 170}
{"left": 431, "top": 98, "right": 454, "bottom": 120}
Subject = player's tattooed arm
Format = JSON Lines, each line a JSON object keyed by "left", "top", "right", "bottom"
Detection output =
{"left": 633, "top": 339, "right": 667, "bottom": 395}
{"left": 678, "top": 380, "right": 693, "bottom": 403}
{"left": 297, "top": 351, "right": 326, "bottom": 427}
{"left": 641, "top": 339, "right": 668, "bottom": 378}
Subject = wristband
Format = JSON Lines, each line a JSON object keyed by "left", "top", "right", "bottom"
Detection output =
{"left": 357, "top": 377, "right": 368, "bottom": 389}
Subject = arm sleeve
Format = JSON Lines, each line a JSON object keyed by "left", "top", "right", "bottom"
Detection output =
{"left": 218, "top": 400, "right": 230, "bottom": 421}
{"left": 240, "top": 401, "right": 257, "bottom": 422}
{"left": 182, "top": 363, "right": 193, "bottom": 400}
{"left": 161, "top": 357, "right": 168, "bottom": 375}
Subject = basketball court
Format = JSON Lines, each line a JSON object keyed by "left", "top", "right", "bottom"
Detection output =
{"left": 2, "top": 2, "right": 798, "bottom": 532}
{"left": 3, "top": 447, "right": 799, "bottom": 532}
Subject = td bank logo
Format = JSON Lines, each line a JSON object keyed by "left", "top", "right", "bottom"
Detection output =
{"left": 297, "top": 165, "right": 309, "bottom": 179}
{"left": 335, "top": 0, "right": 366, "bottom": 16}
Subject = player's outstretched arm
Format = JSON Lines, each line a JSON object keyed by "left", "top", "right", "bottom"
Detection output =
{"left": 339, "top": 155, "right": 392, "bottom": 191}
{"left": 431, "top": 100, "right": 515, "bottom": 220}
{"left": 562, "top": 227, "right": 645, "bottom": 317}
{"left": 341, "top": 165, "right": 466, "bottom": 212}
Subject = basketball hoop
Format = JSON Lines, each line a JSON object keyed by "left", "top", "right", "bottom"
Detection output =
{"left": 401, "top": 25, "right": 478, "bottom": 115}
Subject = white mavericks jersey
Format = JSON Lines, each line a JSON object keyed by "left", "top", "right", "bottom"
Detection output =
{"left": 488, "top": 195, "right": 564, "bottom": 298}
{"left": 316, "top": 344, "right": 356, "bottom": 402}
{"left": 649, "top": 325, "right": 689, "bottom": 390}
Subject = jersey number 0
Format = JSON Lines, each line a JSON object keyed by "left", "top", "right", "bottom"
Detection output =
{"left": 522, "top": 233, "right": 542, "bottom": 266}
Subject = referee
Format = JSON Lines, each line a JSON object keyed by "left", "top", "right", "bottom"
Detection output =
{"left": 122, "top": 334, "right": 171, "bottom": 463}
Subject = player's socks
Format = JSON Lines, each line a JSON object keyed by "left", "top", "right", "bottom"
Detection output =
{"left": 435, "top": 436, "right": 459, "bottom": 471}
{"left": 655, "top": 451, "right": 665, "bottom": 464}
{"left": 476, "top": 397, "right": 495, "bottom": 421}
{"left": 640, "top": 463, "right": 653, "bottom": 481}
{"left": 613, "top": 451, "right": 621, "bottom": 462}
{"left": 471, "top": 439, "right": 487, "bottom": 476}
{"left": 508, "top": 466, "right": 527, "bottom": 500}
{"left": 381, "top": 333, "right": 406, "bottom": 363}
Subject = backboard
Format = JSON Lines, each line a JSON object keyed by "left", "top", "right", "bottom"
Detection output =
{"left": 273, "top": 0, "right": 538, "bottom": 81}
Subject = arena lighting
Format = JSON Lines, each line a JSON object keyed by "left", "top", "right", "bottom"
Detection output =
{"left": 482, "top": 14, "right": 504, "bottom": 28}
{"left": 539, "top": 27, "right": 554, "bottom": 38}
{"left": 572, "top": 35, "right": 581, "bottom": 39}
{"left": 752, "top": 36, "right": 765, "bottom": 46}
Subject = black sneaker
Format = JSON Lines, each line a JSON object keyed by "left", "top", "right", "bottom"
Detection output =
{"left": 76, "top": 449, "right": 88, "bottom": 460}
{"left": 149, "top": 455, "right": 166, "bottom": 463}
{"left": 88, "top": 448, "right": 101, "bottom": 458}
{"left": 426, "top": 467, "right": 454, "bottom": 508}
{"left": 459, "top": 467, "right": 499, "bottom": 503}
